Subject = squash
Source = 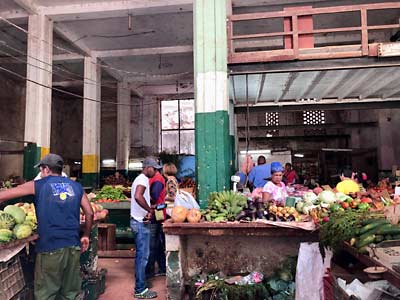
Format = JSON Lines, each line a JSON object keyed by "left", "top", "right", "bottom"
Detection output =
{"left": 187, "top": 209, "right": 201, "bottom": 223}
{"left": 171, "top": 206, "right": 188, "bottom": 223}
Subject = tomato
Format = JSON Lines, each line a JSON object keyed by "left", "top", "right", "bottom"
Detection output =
{"left": 361, "top": 197, "right": 372, "bottom": 204}
{"left": 341, "top": 202, "right": 350, "bottom": 209}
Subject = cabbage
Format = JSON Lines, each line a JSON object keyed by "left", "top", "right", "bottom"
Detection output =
{"left": 318, "top": 190, "right": 336, "bottom": 204}
{"left": 303, "top": 191, "right": 318, "bottom": 204}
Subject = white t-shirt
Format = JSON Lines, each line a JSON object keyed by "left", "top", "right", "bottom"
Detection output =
{"left": 130, "top": 173, "right": 150, "bottom": 222}
{"left": 262, "top": 181, "right": 287, "bottom": 205}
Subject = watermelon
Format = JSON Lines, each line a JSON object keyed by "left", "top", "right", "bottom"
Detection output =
{"left": 0, "top": 212, "right": 16, "bottom": 230}
{"left": 13, "top": 224, "right": 32, "bottom": 239}
{"left": 0, "top": 229, "right": 13, "bottom": 242}
{"left": 4, "top": 205, "right": 26, "bottom": 224}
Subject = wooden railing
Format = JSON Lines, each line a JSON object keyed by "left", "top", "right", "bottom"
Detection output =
{"left": 227, "top": 2, "right": 400, "bottom": 64}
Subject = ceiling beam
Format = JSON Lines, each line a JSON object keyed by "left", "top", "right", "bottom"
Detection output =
{"left": 12, "top": 0, "right": 39, "bottom": 14}
{"left": 279, "top": 73, "right": 298, "bottom": 101}
{"left": 316, "top": 69, "right": 351, "bottom": 100}
{"left": 38, "top": 0, "right": 193, "bottom": 22}
{"left": 53, "top": 23, "right": 91, "bottom": 56}
{"left": 299, "top": 71, "right": 327, "bottom": 100}
{"left": 92, "top": 45, "right": 193, "bottom": 58}
{"left": 234, "top": 98, "right": 400, "bottom": 113}
{"left": 336, "top": 69, "right": 375, "bottom": 100}
{"left": 139, "top": 83, "right": 194, "bottom": 95}
{"left": 229, "top": 57, "right": 400, "bottom": 74}
{"left": 359, "top": 67, "right": 400, "bottom": 99}
{"left": 295, "top": 71, "right": 320, "bottom": 101}
{"left": 255, "top": 73, "right": 266, "bottom": 104}
{"left": 0, "top": 10, "right": 28, "bottom": 20}
{"left": 53, "top": 53, "right": 84, "bottom": 63}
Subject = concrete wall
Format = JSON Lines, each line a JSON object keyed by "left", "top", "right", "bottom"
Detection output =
{"left": 0, "top": 74, "right": 25, "bottom": 179}
{"left": 130, "top": 96, "right": 160, "bottom": 158}
{"left": 377, "top": 109, "right": 400, "bottom": 171}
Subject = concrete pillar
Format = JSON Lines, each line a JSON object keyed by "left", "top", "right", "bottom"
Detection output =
{"left": 23, "top": 15, "right": 53, "bottom": 180}
{"left": 116, "top": 81, "right": 131, "bottom": 176}
{"left": 82, "top": 56, "right": 101, "bottom": 187}
{"left": 194, "top": 0, "right": 233, "bottom": 207}
{"left": 165, "top": 234, "right": 184, "bottom": 300}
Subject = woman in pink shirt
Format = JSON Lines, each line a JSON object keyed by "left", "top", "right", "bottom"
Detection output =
{"left": 262, "top": 162, "right": 287, "bottom": 206}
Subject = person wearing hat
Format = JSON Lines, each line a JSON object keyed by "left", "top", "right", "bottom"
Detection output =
{"left": 130, "top": 157, "right": 162, "bottom": 299}
{"left": 0, "top": 153, "right": 94, "bottom": 300}
{"left": 262, "top": 162, "right": 288, "bottom": 206}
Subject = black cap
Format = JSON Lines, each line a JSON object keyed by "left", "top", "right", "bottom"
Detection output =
{"left": 34, "top": 153, "right": 64, "bottom": 168}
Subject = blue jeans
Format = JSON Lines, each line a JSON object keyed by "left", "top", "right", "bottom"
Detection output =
{"left": 130, "top": 219, "right": 151, "bottom": 294}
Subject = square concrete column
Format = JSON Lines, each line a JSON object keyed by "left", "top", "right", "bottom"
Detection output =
{"left": 116, "top": 81, "right": 131, "bottom": 175}
{"left": 23, "top": 15, "right": 53, "bottom": 180}
{"left": 194, "top": 0, "right": 234, "bottom": 207}
{"left": 82, "top": 56, "right": 101, "bottom": 187}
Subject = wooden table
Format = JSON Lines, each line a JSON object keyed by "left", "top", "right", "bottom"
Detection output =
{"left": 342, "top": 242, "right": 400, "bottom": 288}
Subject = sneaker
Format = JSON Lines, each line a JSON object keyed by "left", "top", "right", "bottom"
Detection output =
{"left": 134, "top": 288, "right": 158, "bottom": 299}
{"left": 154, "top": 272, "right": 166, "bottom": 277}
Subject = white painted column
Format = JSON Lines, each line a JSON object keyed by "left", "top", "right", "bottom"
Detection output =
{"left": 116, "top": 81, "right": 131, "bottom": 172}
{"left": 82, "top": 56, "right": 101, "bottom": 186}
{"left": 24, "top": 15, "right": 53, "bottom": 158}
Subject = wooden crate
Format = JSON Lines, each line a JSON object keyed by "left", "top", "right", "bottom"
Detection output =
{"left": 98, "top": 223, "right": 116, "bottom": 251}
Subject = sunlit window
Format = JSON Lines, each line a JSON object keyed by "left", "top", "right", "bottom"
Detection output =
{"left": 161, "top": 99, "right": 195, "bottom": 154}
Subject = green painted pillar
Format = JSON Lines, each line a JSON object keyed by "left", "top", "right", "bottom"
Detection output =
{"left": 194, "top": 0, "right": 233, "bottom": 208}
{"left": 23, "top": 143, "right": 41, "bottom": 181}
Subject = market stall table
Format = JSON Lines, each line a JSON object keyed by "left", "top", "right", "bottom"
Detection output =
{"left": 163, "top": 220, "right": 318, "bottom": 300}
{"left": 342, "top": 242, "right": 400, "bottom": 288}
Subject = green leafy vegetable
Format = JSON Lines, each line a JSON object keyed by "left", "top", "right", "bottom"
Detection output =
{"left": 95, "top": 185, "right": 127, "bottom": 200}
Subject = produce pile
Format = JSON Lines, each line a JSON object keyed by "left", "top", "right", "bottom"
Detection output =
{"left": 170, "top": 206, "right": 202, "bottom": 223}
{"left": 319, "top": 210, "right": 395, "bottom": 251}
{"left": 192, "top": 257, "right": 297, "bottom": 300}
{"left": 0, "top": 203, "right": 37, "bottom": 244}
{"left": 93, "top": 185, "right": 128, "bottom": 203}
{"left": 80, "top": 203, "right": 109, "bottom": 222}
{"left": 294, "top": 190, "right": 378, "bottom": 224}
{"left": 201, "top": 191, "right": 248, "bottom": 222}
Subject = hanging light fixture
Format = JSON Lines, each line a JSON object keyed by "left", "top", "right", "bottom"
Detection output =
{"left": 128, "top": 14, "right": 133, "bottom": 30}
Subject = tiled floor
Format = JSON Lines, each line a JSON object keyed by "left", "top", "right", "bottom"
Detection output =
{"left": 97, "top": 258, "right": 167, "bottom": 300}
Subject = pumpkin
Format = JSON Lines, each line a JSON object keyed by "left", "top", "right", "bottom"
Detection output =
{"left": 187, "top": 209, "right": 202, "bottom": 223}
{"left": 171, "top": 206, "right": 188, "bottom": 223}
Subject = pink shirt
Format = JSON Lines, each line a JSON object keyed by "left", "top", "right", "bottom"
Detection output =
{"left": 263, "top": 181, "right": 288, "bottom": 205}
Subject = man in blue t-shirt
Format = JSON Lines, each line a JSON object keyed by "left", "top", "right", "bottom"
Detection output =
{"left": 248, "top": 155, "right": 271, "bottom": 189}
{"left": 0, "top": 153, "right": 94, "bottom": 300}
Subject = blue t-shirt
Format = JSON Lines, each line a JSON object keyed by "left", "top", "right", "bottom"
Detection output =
{"left": 34, "top": 176, "right": 84, "bottom": 253}
{"left": 248, "top": 164, "right": 271, "bottom": 188}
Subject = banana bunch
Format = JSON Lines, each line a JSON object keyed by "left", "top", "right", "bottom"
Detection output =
{"left": 268, "top": 205, "right": 300, "bottom": 222}
{"left": 202, "top": 191, "right": 247, "bottom": 222}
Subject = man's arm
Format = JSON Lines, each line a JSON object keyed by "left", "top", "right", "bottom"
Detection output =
{"left": 150, "top": 182, "right": 164, "bottom": 205}
{"left": 80, "top": 193, "right": 94, "bottom": 252}
{"left": 0, "top": 182, "right": 35, "bottom": 205}
{"left": 135, "top": 185, "right": 153, "bottom": 223}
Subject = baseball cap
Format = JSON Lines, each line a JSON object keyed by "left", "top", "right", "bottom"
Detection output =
{"left": 34, "top": 153, "right": 64, "bottom": 168}
{"left": 142, "top": 157, "right": 162, "bottom": 169}
{"left": 271, "top": 162, "right": 284, "bottom": 173}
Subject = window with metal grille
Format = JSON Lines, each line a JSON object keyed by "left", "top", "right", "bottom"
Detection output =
{"left": 265, "top": 112, "right": 279, "bottom": 136}
{"left": 160, "top": 99, "right": 195, "bottom": 154}
{"left": 303, "top": 110, "right": 325, "bottom": 125}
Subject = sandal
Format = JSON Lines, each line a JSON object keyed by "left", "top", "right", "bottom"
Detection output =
{"left": 134, "top": 288, "right": 158, "bottom": 299}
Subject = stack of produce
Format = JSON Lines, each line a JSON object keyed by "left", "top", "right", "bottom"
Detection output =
{"left": 94, "top": 185, "right": 128, "bottom": 203}
{"left": 201, "top": 191, "right": 248, "bottom": 222}
{"left": 171, "top": 206, "right": 202, "bottom": 223}
{"left": 349, "top": 218, "right": 400, "bottom": 254}
{"left": 319, "top": 210, "right": 388, "bottom": 251}
{"left": 267, "top": 205, "right": 301, "bottom": 222}
{"left": 80, "top": 203, "right": 109, "bottom": 222}
{"left": 0, "top": 203, "right": 37, "bottom": 243}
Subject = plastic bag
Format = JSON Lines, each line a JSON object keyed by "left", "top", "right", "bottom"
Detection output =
{"left": 174, "top": 190, "right": 200, "bottom": 210}
{"left": 295, "top": 243, "right": 324, "bottom": 300}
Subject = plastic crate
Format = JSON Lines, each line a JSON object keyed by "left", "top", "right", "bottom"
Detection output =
{"left": 0, "top": 256, "right": 25, "bottom": 300}
{"left": 81, "top": 268, "right": 107, "bottom": 300}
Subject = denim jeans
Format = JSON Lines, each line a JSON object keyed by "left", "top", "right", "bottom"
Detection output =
{"left": 146, "top": 222, "right": 166, "bottom": 277}
{"left": 130, "top": 218, "right": 151, "bottom": 294}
